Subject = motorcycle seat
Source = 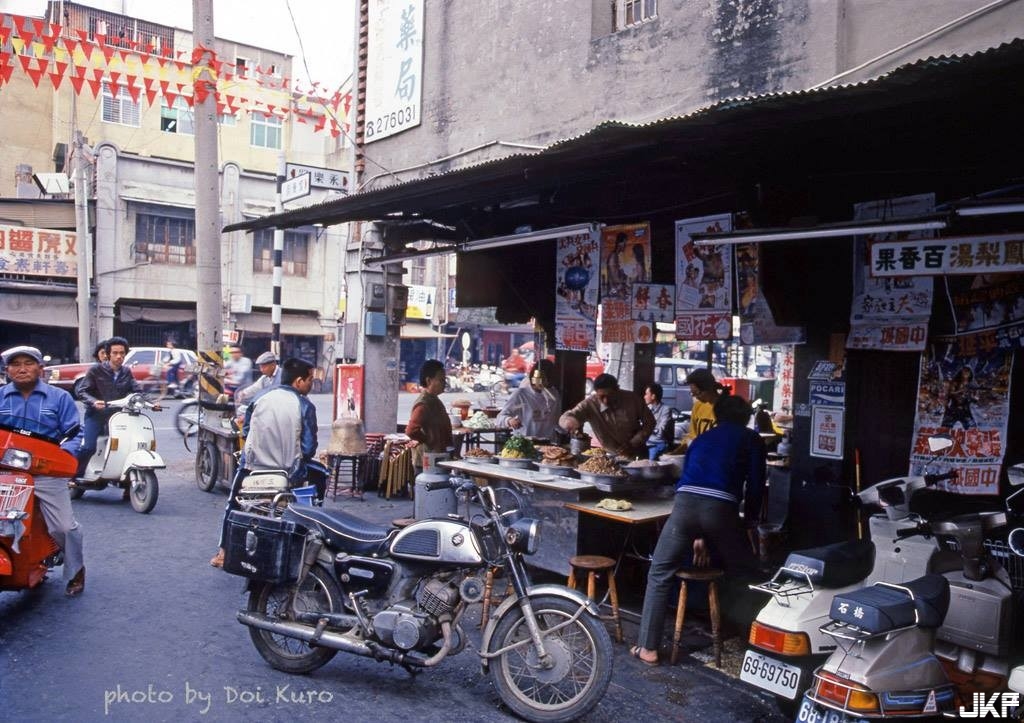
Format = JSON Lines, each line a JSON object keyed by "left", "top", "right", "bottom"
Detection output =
{"left": 781, "top": 539, "right": 875, "bottom": 588}
{"left": 829, "top": 573, "right": 950, "bottom": 634}
{"left": 283, "top": 506, "right": 395, "bottom": 555}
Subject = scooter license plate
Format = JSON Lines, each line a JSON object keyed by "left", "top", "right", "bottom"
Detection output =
{"left": 793, "top": 695, "right": 869, "bottom": 723}
{"left": 740, "top": 650, "right": 801, "bottom": 699}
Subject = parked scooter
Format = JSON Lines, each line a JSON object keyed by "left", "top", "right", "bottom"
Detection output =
{"left": 0, "top": 416, "right": 79, "bottom": 592}
{"left": 742, "top": 437, "right": 960, "bottom": 713}
{"left": 225, "top": 475, "right": 613, "bottom": 723}
{"left": 69, "top": 393, "right": 164, "bottom": 513}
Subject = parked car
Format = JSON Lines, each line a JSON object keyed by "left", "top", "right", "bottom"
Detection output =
{"left": 653, "top": 357, "right": 727, "bottom": 413}
{"left": 45, "top": 347, "right": 198, "bottom": 399}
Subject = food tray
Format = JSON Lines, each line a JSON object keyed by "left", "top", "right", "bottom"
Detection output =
{"left": 535, "top": 462, "right": 579, "bottom": 478}
{"left": 623, "top": 462, "right": 671, "bottom": 481}
{"left": 497, "top": 457, "right": 536, "bottom": 470}
{"left": 465, "top": 455, "right": 497, "bottom": 464}
{"left": 577, "top": 471, "right": 629, "bottom": 487}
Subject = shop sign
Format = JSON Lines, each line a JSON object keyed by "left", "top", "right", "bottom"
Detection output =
{"left": 809, "top": 380, "right": 845, "bottom": 407}
{"left": 869, "top": 234, "right": 1024, "bottom": 277}
{"left": 0, "top": 224, "right": 78, "bottom": 278}
{"left": 365, "top": 0, "right": 424, "bottom": 142}
{"left": 810, "top": 406, "right": 844, "bottom": 459}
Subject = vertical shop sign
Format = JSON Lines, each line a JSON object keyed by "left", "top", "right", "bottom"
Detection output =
{"left": 555, "top": 229, "right": 600, "bottom": 351}
{"left": 674, "top": 213, "right": 733, "bottom": 340}
{"left": 909, "top": 340, "right": 1013, "bottom": 495}
{"left": 848, "top": 194, "right": 935, "bottom": 351}
{"left": 599, "top": 223, "right": 651, "bottom": 343}
{"left": 773, "top": 345, "right": 796, "bottom": 414}
{"left": 365, "top": 0, "right": 424, "bottom": 143}
{"left": 333, "top": 364, "right": 365, "bottom": 421}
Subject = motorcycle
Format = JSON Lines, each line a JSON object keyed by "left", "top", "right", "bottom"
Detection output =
{"left": 69, "top": 393, "right": 164, "bottom": 514}
{"left": 225, "top": 474, "right": 614, "bottom": 723}
{"left": 0, "top": 416, "right": 79, "bottom": 592}
{"left": 742, "top": 436, "right": 960, "bottom": 714}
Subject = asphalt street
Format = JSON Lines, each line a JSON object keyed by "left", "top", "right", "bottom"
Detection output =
{"left": 0, "top": 393, "right": 784, "bottom": 723}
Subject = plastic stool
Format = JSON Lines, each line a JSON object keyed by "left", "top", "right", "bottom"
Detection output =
{"left": 671, "top": 567, "right": 723, "bottom": 666}
{"left": 566, "top": 555, "right": 623, "bottom": 643}
{"left": 480, "top": 566, "right": 514, "bottom": 629}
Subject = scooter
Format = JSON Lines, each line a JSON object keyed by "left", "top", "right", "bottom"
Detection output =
{"left": 742, "top": 437, "right": 960, "bottom": 714}
{"left": 0, "top": 416, "right": 79, "bottom": 592}
{"left": 69, "top": 393, "right": 164, "bottom": 514}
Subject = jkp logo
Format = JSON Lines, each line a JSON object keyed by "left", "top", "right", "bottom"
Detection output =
{"left": 957, "top": 691, "right": 1020, "bottom": 718}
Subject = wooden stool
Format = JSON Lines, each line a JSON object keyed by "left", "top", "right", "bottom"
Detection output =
{"left": 480, "top": 566, "right": 514, "bottom": 629}
{"left": 566, "top": 555, "right": 623, "bottom": 643}
{"left": 671, "top": 567, "right": 724, "bottom": 666}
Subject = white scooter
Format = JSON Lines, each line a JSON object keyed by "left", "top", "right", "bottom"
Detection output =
{"left": 741, "top": 437, "right": 959, "bottom": 714}
{"left": 70, "top": 393, "right": 164, "bottom": 514}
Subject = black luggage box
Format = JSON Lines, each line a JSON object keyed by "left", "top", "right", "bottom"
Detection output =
{"left": 223, "top": 510, "right": 305, "bottom": 583}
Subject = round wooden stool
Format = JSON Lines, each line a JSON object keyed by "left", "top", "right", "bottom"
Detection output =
{"left": 566, "top": 555, "right": 623, "bottom": 643}
{"left": 671, "top": 566, "right": 724, "bottom": 666}
{"left": 480, "top": 566, "right": 514, "bottom": 629}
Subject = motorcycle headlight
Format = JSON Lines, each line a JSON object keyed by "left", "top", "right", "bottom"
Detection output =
{"left": 1, "top": 448, "right": 33, "bottom": 470}
{"left": 505, "top": 517, "right": 540, "bottom": 555}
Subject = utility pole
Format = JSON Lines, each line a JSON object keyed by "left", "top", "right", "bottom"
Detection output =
{"left": 193, "top": 0, "right": 222, "bottom": 352}
{"left": 73, "top": 129, "right": 92, "bottom": 362}
{"left": 271, "top": 152, "right": 285, "bottom": 358}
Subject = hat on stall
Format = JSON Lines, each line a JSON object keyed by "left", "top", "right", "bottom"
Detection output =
{"left": 684, "top": 368, "right": 718, "bottom": 391}
{"left": 255, "top": 351, "right": 278, "bottom": 365}
{"left": 2, "top": 345, "right": 44, "bottom": 365}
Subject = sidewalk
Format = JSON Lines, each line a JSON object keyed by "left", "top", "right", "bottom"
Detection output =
{"left": 321, "top": 484, "right": 786, "bottom": 722}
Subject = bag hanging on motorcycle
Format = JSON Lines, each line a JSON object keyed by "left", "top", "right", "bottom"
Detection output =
{"left": 223, "top": 510, "right": 305, "bottom": 583}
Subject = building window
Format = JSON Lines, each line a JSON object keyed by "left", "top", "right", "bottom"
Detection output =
{"left": 135, "top": 211, "right": 196, "bottom": 265}
{"left": 618, "top": 0, "right": 657, "bottom": 28}
{"left": 250, "top": 111, "right": 282, "bottom": 149}
{"left": 160, "top": 97, "right": 194, "bottom": 134}
{"left": 253, "top": 230, "right": 309, "bottom": 276}
{"left": 101, "top": 81, "right": 140, "bottom": 127}
{"left": 218, "top": 112, "right": 237, "bottom": 126}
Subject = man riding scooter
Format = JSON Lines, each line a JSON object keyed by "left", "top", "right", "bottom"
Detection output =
{"left": 74, "top": 337, "right": 160, "bottom": 499}
{"left": 0, "top": 345, "right": 86, "bottom": 596}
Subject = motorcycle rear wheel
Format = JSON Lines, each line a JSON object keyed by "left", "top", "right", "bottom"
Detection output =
{"left": 195, "top": 441, "right": 219, "bottom": 492}
{"left": 489, "top": 594, "right": 613, "bottom": 723}
{"left": 128, "top": 468, "right": 159, "bottom": 513}
{"left": 247, "top": 564, "right": 342, "bottom": 674}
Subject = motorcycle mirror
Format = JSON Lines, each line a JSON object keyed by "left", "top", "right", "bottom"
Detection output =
{"left": 1008, "top": 526, "right": 1024, "bottom": 558}
{"left": 1008, "top": 463, "right": 1024, "bottom": 487}
{"left": 927, "top": 435, "right": 954, "bottom": 453}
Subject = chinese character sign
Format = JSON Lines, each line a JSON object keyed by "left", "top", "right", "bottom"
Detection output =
{"left": 0, "top": 224, "right": 78, "bottom": 278}
{"left": 674, "top": 213, "right": 733, "bottom": 340}
{"left": 910, "top": 340, "right": 1013, "bottom": 495}
{"left": 631, "top": 282, "right": 674, "bottom": 344}
{"left": 365, "top": 0, "right": 424, "bottom": 143}
{"left": 869, "top": 234, "right": 1024, "bottom": 278}
{"left": 555, "top": 230, "right": 600, "bottom": 351}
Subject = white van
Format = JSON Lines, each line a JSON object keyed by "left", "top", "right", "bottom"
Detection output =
{"left": 653, "top": 358, "right": 727, "bottom": 413}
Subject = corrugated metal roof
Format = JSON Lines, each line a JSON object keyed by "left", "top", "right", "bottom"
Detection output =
{"left": 223, "top": 38, "right": 1024, "bottom": 235}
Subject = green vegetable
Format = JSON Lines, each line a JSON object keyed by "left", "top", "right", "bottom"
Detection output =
{"left": 502, "top": 436, "right": 537, "bottom": 458}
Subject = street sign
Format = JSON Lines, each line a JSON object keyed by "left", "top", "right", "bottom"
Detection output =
{"left": 281, "top": 172, "right": 311, "bottom": 203}
{"left": 285, "top": 163, "right": 350, "bottom": 194}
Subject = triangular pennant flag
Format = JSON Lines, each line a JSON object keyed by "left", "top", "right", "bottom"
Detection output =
{"left": 163, "top": 86, "right": 177, "bottom": 107}
{"left": 126, "top": 84, "right": 141, "bottom": 103}
{"left": 62, "top": 37, "right": 78, "bottom": 56}
{"left": 79, "top": 39, "right": 94, "bottom": 60}
{"left": 94, "top": 33, "right": 107, "bottom": 48}
{"left": 181, "top": 93, "right": 194, "bottom": 108}
{"left": 144, "top": 86, "right": 159, "bottom": 106}
{"left": 193, "top": 79, "right": 210, "bottom": 103}
{"left": 120, "top": 50, "right": 133, "bottom": 64}
{"left": 18, "top": 54, "right": 34, "bottom": 73}
{"left": 101, "top": 44, "right": 116, "bottom": 63}
{"left": 75, "top": 29, "right": 88, "bottom": 43}
{"left": 40, "top": 33, "right": 56, "bottom": 54}
{"left": 32, "top": 19, "right": 47, "bottom": 38}
{"left": 69, "top": 71, "right": 86, "bottom": 96}
{"left": 49, "top": 70, "right": 64, "bottom": 90}
{"left": 17, "top": 25, "right": 35, "bottom": 48}
{"left": 85, "top": 77, "right": 102, "bottom": 99}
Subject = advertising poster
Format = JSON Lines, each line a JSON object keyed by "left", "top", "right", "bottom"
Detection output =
{"left": 599, "top": 223, "right": 651, "bottom": 343}
{"left": 555, "top": 228, "right": 600, "bottom": 351}
{"left": 735, "top": 242, "right": 806, "bottom": 345}
{"left": 631, "top": 282, "right": 674, "bottom": 345}
{"left": 910, "top": 340, "right": 1013, "bottom": 495}
{"left": 810, "top": 406, "right": 844, "bottom": 459}
{"left": 848, "top": 194, "right": 935, "bottom": 351}
{"left": 674, "top": 213, "right": 733, "bottom": 340}
{"left": 333, "top": 364, "right": 365, "bottom": 421}
{"left": 947, "top": 273, "right": 1024, "bottom": 351}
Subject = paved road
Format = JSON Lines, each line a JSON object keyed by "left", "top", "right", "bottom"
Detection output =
{"left": 0, "top": 394, "right": 784, "bottom": 723}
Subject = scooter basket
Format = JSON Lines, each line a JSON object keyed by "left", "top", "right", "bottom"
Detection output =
{"left": 223, "top": 510, "right": 306, "bottom": 583}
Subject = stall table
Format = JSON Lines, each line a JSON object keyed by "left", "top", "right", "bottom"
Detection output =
{"left": 458, "top": 428, "right": 511, "bottom": 455}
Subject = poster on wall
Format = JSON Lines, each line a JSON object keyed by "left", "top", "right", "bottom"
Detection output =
{"left": 946, "top": 273, "right": 1024, "bottom": 350}
{"left": 848, "top": 194, "right": 935, "bottom": 352}
{"left": 599, "top": 223, "right": 651, "bottom": 343}
{"left": 333, "top": 364, "right": 365, "bottom": 421}
{"left": 810, "top": 406, "right": 845, "bottom": 459}
{"left": 674, "top": 213, "right": 733, "bottom": 340}
{"left": 910, "top": 340, "right": 1013, "bottom": 495}
{"left": 555, "top": 228, "right": 600, "bottom": 351}
{"left": 631, "top": 282, "right": 674, "bottom": 345}
{"left": 735, "top": 242, "right": 806, "bottom": 345}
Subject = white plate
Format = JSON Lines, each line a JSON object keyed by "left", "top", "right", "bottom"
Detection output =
{"left": 739, "top": 649, "right": 801, "bottom": 699}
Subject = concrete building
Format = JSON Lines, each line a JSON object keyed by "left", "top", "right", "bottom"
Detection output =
{"left": 0, "top": 1, "right": 350, "bottom": 375}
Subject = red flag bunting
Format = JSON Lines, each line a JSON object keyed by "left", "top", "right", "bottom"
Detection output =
{"left": 48, "top": 71, "right": 63, "bottom": 90}
{"left": 126, "top": 84, "right": 141, "bottom": 103}
{"left": 101, "top": 44, "right": 116, "bottom": 63}
{"left": 69, "top": 71, "right": 86, "bottom": 95}
{"left": 17, "top": 54, "right": 34, "bottom": 74}
{"left": 144, "top": 86, "right": 159, "bottom": 106}
{"left": 85, "top": 78, "right": 102, "bottom": 99}
{"left": 62, "top": 37, "right": 78, "bottom": 55}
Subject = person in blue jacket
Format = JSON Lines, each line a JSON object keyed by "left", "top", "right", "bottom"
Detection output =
{"left": 631, "top": 393, "right": 766, "bottom": 666}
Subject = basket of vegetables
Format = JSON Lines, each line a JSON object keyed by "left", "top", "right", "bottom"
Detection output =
{"left": 497, "top": 436, "right": 538, "bottom": 469}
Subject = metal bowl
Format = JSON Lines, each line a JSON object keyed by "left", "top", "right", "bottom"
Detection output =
{"left": 623, "top": 461, "right": 670, "bottom": 481}
{"left": 577, "top": 471, "right": 629, "bottom": 487}
{"left": 464, "top": 453, "right": 497, "bottom": 464}
{"left": 535, "top": 462, "right": 578, "bottom": 478}
{"left": 497, "top": 457, "right": 536, "bottom": 470}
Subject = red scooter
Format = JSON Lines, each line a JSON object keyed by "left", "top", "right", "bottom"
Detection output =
{"left": 0, "top": 418, "right": 79, "bottom": 592}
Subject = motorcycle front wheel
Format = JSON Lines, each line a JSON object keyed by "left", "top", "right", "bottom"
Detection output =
{"left": 128, "top": 468, "right": 159, "bottom": 513}
{"left": 247, "top": 564, "right": 342, "bottom": 674}
{"left": 489, "top": 594, "right": 613, "bottom": 723}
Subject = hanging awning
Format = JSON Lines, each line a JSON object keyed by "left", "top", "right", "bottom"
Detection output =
{"left": 235, "top": 312, "right": 325, "bottom": 336}
{"left": 399, "top": 322, "right": 457, "bottom": 339}
{"left": 119, "top": 304, "right": 196, "bottom": 323}
{"left": 1, "top": 292, "right": 78, "bottom": 327}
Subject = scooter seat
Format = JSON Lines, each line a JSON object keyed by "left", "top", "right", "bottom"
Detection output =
{"left": 283, "top": 506, "right": 395, "bottom": 555}
{"left": 829, "top": 574, "right": 949, "bottom": 634}
{"left": 781, "top": 539, "right": 875, "bottom": 588}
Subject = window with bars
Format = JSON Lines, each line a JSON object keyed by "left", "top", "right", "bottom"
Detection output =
{"left": 135, "top": 211, "right": 196, "bottom": 265}
{"left": 253, "top": 229, "right": 310, "bottom": 276}
{"left": 101, "top": 81, "right": 140, "bottom": 126}
{"left": 250, "top": 111, "right": 283, "bottom": 149}
{"left": 618, "top": 0, "right": 657, "bottom": 28}
{"left": 160, "top": 97, "right": 194, "bottom": 134}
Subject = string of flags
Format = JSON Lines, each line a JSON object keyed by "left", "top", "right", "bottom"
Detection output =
{"left": 0, "top": 12, "right": 351, "bottom": 137}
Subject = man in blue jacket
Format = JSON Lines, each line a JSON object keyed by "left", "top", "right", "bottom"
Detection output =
{"left": 0, "top": 345, "right": 86, "bottom": 596}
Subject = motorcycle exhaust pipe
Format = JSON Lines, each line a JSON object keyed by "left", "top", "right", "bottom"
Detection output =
{"left": 238, "top": 610, "right": 375, "bottom": 657}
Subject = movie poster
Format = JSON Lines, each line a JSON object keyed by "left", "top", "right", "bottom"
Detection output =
{"left": 599, "top": 223, "right": 651, "bottom": 343}
{"left": 333, "top": 364, "right": 364, "bottom": 421}
{"left": 735, "top": 242, "right": 806, "bottom": 345}
{"left": 674, "top": 213, "right": 733, "bottom": 340}
{"left": 555, "top": 228, "right": 600, "bottom": 351}
{"left": 910, "top": 341, "right": 1013, "bottom": 495}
